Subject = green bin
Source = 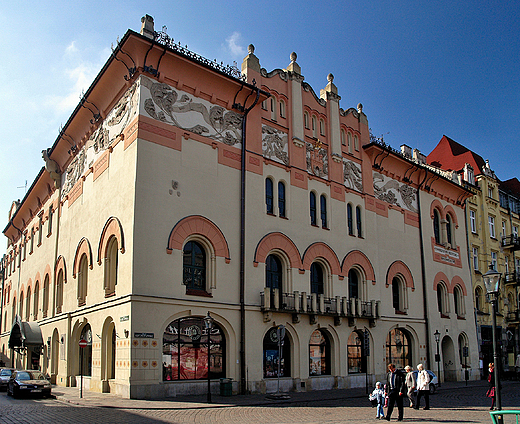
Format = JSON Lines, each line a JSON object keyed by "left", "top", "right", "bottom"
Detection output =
{"left": 219, "top": 378, "right": 233, "bottom": 396}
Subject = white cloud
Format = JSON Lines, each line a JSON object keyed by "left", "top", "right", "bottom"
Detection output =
{"left": 226, "top": 32, "right": 246, "bottom": 57}
{"left": 66, "top": 41, "right": 78, "bottom": 54}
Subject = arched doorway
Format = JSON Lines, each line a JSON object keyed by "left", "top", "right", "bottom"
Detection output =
{"left": 51, "top": 328, "right": 60, "bottom": 384}
{"left": 79, "top": 324, "right": 93, "bottom": 377}
{"left": 347, "top": 330, "right": 367, "bottom": 374}
{"left": 441, "top": 336, "right": 457, "bottom": 381}
{"left": 386, "top": 328, "right": 412, "bottom": 369}
{"left": 101, "top": 318, "right": 116, "bottom": 392}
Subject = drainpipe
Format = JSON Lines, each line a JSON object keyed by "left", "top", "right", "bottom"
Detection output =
{"left": 416, "top": 168, "right": 433, "bottom": 370}
{"left": 236, "top": 83, "right": 262, "bottom": 395}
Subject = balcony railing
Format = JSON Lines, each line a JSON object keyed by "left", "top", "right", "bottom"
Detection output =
{"left": 506, "top": 311, "right": 519, "bottom": 323}
{"left": 501, "top": 234, "right": 520, "bottom": 251}
{"left": 504, "top": 271, "right": 519, "bottom": 285}
{"left": 260, "top": 288, "right": 380, "bottom": 319}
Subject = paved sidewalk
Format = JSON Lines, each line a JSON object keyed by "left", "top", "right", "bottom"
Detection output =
{"left": 52, "top": 379, "right": 492, "bottom": 410}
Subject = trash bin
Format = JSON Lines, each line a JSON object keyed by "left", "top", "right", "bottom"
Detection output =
{"left": 219, "top": 378, "right": 233, "bottom": 396}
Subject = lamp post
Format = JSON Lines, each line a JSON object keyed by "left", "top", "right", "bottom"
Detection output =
{"left": 203, "top": 312, "right": 214, "bottom": 403}
{"left": 434, "top": 330, "right": 441, "bottom": 387}
{"left": 483, "top": 264, "right": 502, "bottom": 419}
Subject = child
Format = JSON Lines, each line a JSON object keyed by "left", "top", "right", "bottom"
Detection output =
{"left": 371, "top": 381, "right": 385, "bottom": 419}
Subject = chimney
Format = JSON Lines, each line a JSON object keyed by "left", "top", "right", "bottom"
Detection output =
{"left": 140, "top": 15, "right": 154, "bottom": 39}
{"left": 400, "top": 144, "right": 412, "bottom": 158}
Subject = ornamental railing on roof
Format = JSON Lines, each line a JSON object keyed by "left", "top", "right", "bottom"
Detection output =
{"left": 153, "top": 26, "right": 245, "bottom": 81}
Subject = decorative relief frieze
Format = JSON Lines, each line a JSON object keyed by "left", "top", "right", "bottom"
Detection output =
{"left": 343, "top": 159, "right": 363, "bottom": 192}
{"left": 61, "top": 79, "right": 140, "bottom": 198}
{"left": 306, "top": 141, "right": 328, "bottom": 179}
{"left": 140, "top": 76, "right": 243, "bottom": 147}
{"left": 262, "top": 125, "right": 288, "bottom": 165}
{"left": 373, "top": 171, "right": 418, "bottom": 213}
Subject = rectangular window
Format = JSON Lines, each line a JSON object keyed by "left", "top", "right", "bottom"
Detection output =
{"left": 516, "top": 258, "right": 520, "bottom": 274}
{"left": 489, "top": 216, "right": 496, "bottom": 238}
{"left": 505, "top": 256, "right": 509, "bottom": 273}
{"left": 514, "top": 226, "right": 518, "bottom": 237}
{"left": 22, "top": 233, "right": 27, "bottom": 261}
{"left": 470, "top": 210, "right": 476, "bottom": 233}
{"left": 488, "top": 187, "right": 493, "bottom": 198}
{"left": 30, "top": 229, "right": 34, "bottom": 254}
{"left": 502, "top": 221, "right": 506, "bottom": 237}
{"left": 491, "top": 251, "right": 497, "bottom": 270}
{"left": 472, "top": 247, "right": 479, "bottom": 272}
{"left": 48, "top": 207, "right": 53, "bottom": 236}
{"left": 38, "top": 215, "right": 43, "bottom": 245}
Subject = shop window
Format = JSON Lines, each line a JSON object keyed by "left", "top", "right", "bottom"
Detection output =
{"left": 347, "top": 330, "right": 367, "bottom": 374}
{"left": 265, "top": 178, "right": 274, "bottom": 214}
{"left": 163, "top": 316, "right": 225, "bottom": 381}
{"left": 309, "top": 329, "right": 330, "bottom": 376}
{"left": 385, "top": 328, "right": 411, "bottom": 370}
{"left": 263, "top": 327, "right": 291, "bottom": 378}
{"left": 183, "top": 241, "right": 207, "bottom": 292}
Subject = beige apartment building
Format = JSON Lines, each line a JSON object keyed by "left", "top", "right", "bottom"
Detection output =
{"left": 428, "top": 136, "right": 520, "bottom": 378}
{"left": 0, "top": 16, "right": 479, "bottom": 399}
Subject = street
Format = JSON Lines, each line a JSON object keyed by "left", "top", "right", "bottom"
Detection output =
{"left": 0, "top": 381, "right": 519, "bottom": 423}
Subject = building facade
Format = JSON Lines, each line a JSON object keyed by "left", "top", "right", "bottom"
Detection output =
{"left": 0, "top": 16, "right": 479, "bottom": 399}
{"left": 427, "top": 135, "right": 520, "bottom": 378}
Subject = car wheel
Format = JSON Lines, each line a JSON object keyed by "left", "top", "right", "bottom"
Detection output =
{"left": 429, "top": 383, "right": 436, "bottom": 394}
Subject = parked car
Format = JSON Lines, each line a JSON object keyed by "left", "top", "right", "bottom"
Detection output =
{"left": 6, "top": 370, "right": 52, "bottom": 398}
{"left": 412, "top": 370, "right": 439, "bottom": 394}
{"left": 0, "top": 368, "right": 15, "bottom": 391}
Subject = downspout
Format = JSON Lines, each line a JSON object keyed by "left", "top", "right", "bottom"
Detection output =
{"left": 236, "top": 82, "right": 261, "bottom": 395}
{"left": 416, "top": 168, "right": 433, "bottom": 370}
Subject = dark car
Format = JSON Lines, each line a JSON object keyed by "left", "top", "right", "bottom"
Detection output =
{"left": 0, "top": 368, "right": 15, "bottom": 390}
{"left": 7, "top": 370, "right": 52, "bottom": 398}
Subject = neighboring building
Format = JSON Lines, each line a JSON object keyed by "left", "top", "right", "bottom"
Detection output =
{"left": 0, "top": 16, "right": 479, "bottom": 399}
{"left": 427, "top": 135, "right": 520, "bottom": 378}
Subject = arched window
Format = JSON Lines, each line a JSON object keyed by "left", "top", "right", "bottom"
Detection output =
{"left": 386, "top": 328, "right": 411, "bottom": 370}
{"left": 309, "top": 329, "right": 330, "bottom": 376}
{"left": 392, "top": 277, "right": 400, "bottom": 311}
{"left": 354, "top": 135, "right": 359, "bottom": 151}
{"left": 265, "top": 178, "right": 274, "bottom": 214}
{"left": 320, "top": 195, "right": 327, "bottom": 228}
{"left": 263, "top": 327, "right": 291, "bottom": 378}
{"left": 304, "top": 111, "right": 309, "bottom": 129}
{"left": 270, "top": 97, "right": 276, "bottom": 120}
{"left": 347, "top": 330, "right": 367, "bottom": 373}
{"left": 454, "top": 285, "right": 464, "bottom": 317}
{"left": 433, "top": 209, "right": 441, "bottom": 244}
{"left": 19, "top": 292, "right": 24, "bottom": 319}
{"left": 341, "top": 129, "right": 346, "bottom": 146}
{"left": 446, "top": 214, "right": 453, "bottom": 247}
{"left": 163, "top": 316, "right": 225, "bottom": 381}
{"left": 347, "top": 133, "right": 353, "bottom": 153}
{"left": 279, "top": 100, "right": 286, "bottom": 118}
{"left": 33, "top": 282, "right": 39, "bottom": 320}
{"left": 312, "top": 116, "right": 317, "bottom": 138}
{"left": 458, "top": 333, "right": 469, "bottom": 367}
{"left": 104, "top": 237, "right": 118, "bottom": 296}
{"left": 348, "top": 268, "right": 359, "bottom": 299}
{"left": 56, "top": 269, "right": 64, "bottom": 314}
{"left": 43, "top": 275, "right": 49, "bottom": 318}
{"left": 310, "top": 262, "right": 324, "bottom": 295}
{"left": 266, "top": 254, "right": 282, "bottom": 290}
{"left": 437, "top": 282, "right": 448, "bottom": 316}
{"left": 25, "top": 288, "right": 31, "bottom": 321}
{"left": 78, "top": 254, "right": 88, "bottom": 306}
{"left": 319, "top": 119, "right": 325, "bottom": 136}
{"left": 278, "top": 181, "right": 286, "bottom": 218}
{"left": 310, "top": 192, "right": 317, "bottom": 226}
{"left": 356, "top": 206, "right": 362, "bottom": 237}
{"left": 183, "top": 241, "right": 206, "bottom": 292}
{"left": 347, "top": 204, "right": 354, "bottom": 235}
{"left": 475, "top": 286, "right": 483, "bottom": 312}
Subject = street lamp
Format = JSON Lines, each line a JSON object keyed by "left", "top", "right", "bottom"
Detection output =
{"left": 434, "top": 330, "right": 441, "bottom": 388}
{"left": 203, "top": 312, "right": 214, "bottom": 403}
{"left": 483, "top": 264, "right": 502, "bottom": 417}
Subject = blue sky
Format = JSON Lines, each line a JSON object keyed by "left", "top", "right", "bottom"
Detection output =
{"left": 1, "top": 1, "right": 519, "bottom": 254}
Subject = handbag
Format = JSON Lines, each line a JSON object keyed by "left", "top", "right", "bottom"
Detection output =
{"left": 486, "top": 387, "right": 495, "bottom": 398}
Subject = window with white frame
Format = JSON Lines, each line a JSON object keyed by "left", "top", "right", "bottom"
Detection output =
{"left": 270, "top": 98, "right": 276, "bottom": 120}
{"left": 279, "top": 100, "right": 285, "bottom": 118}
{"left": 488, "top": 187, "right": 493, "bottom": 199}
{"left": 354, "top": 135, "right": 359, "bottom": 151}
{"left": 505, "top": 256, "right": 509, "bottom": 273}
{"left": 347, "top": 133, "right": 352, "bottom": 153}
{"left": 502, "top": 220, "right": 506, "bottom": 237}
{"left": 489, "top": 216, "right": 496, "bottom": 238}
{"left": 341, "top": 129, "right": 346, "bottom": 146}
{"left": 304, "top": 111, "right": 309, "bottom": 129}
{"left": 312, "top": 116, "right": 317, "bottom": 138}
{"left": 472, "top": 247, "right": 479, "bottom": 272}
{"left": 454, "top": 285, "right": 464, "bottom": 317}
{"left": 319, "top": 119, "right": 325, "bottom": 136}
{"left": 491, "top": 251, "right": 497, "bottom": 270}
{"left": 470, "top": 210, "right": 477, "bottom": 233}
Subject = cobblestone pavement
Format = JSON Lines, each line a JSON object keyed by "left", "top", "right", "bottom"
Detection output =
{"left": 0, "top": 380, "right": 519, "bottom": 423}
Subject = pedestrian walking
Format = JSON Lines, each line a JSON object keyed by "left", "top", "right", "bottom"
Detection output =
{"left": 385, "top": 363, "right": 406, "bottom": 421}
{"left": 404, "top": 365, "right": 416, "bottom": 408}
{"left": 415, "top": 363, "right": 430, "bottom": 410}
{"left": 486, "top": 362, "right": 497, "bottom": 410}
{"left": 371, "top": 381, "right": 385, "bottom": 419}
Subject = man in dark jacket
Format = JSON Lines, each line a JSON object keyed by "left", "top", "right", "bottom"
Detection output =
{"left": 385, "top": 363, "right": 406, "bottom": 421}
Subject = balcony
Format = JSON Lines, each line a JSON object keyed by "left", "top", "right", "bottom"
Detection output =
{"left": 506, "top": 310, "right": 519, "bottom": 324}
{"left": 504, "top": 271, "right": 519, "bottom": 285}
{"left": 501, "top": 234, "right": 520, "bottom": 251}
{"left": 260, "top": 288, "right": 380, "bottom": 326}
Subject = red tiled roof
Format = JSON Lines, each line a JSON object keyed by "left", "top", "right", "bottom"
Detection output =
{"left": 500, "top": 178, "right": 520, "bottom": 196}
{"left": 426, "top": 135, "right": 486, "bottom": 175}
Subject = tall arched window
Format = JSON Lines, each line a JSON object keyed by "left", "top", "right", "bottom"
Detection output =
{"left": 78, "top": 254, "right": 88, "bottom": 306}
{"left": 320, "top": 195, "right": 327, "bottom": 228}
{"left": 263, "top": 327, "right": 291, "bottom": 378}
{"left": 356, "top": 206, "right": 362, "bottom": 237}
{"left": 446, "top": 214, "right": 453, "bottom": 247}
{"left": 25, "top": 288, "right": 31, "bottom": 321}
{"left": 163, "top": 316, "right": 225, "bottom": 381}
{"left": 310, "top": 262, "right": 324, "bottom": 295}
{"left": 347, "top": 204, "right": 354, "bottom": 235}
{"left": 348, "top": 269, "right": 359, "bottom": 299}
{"left": 80, "top": 324, "right": 93, "bottom": 376}
{"left": 433, "top": 209, "right": 441, "bottom": 244}
{"left": 278, "top": 181, "right": 286, "bottom": 218}
{"left": 347, "top": 133, "right": 353, "bottom": 153}
{"left": 183, "top": 241, "right": 206, "bottom": 292}
{"left": 437, "top": 282, "right": 448, "bottom": 315}
{"left": 454, "top": 285, "right": 464, "bottom": 317}
{"left": 312, "top": 116, "right": 317, "bottom": 138}
{"left": 279, "top": 100, "right": 286, "bottom": 118}
{"left": 386, "top": 328, "right": 411, "bottom": 370}
{"left": 309, "top": 329, "right": 330, "bottom": 376}
{"left": 347, "top": 330, "right": 367, "bottom": 373}
{"left": 354, "top": 135, "right": 359, "bottom": 151}
{"left": 458, "top": 333, "right": 469, "bottom": 367}
{"left": 310, "top": 192, "right": 317, "bottom": 225}
{"left": 56, "top": 269, "right": 64, "bottom": 314}
{"left": 33, "top": 282, "right": 39, "bottom": 320}
{"left": 265, "top": 178, "right": 274, "bottom": 214}
{"left": 392, "top": 277, "right": 400, "bottom": 311}
{"left": 341, "top": 129, "right": 346, "bottom": 146}
{"left": 105, "top": 237, "right": 118, "bottom": 296}
{"left": 43, "top": 275, "right": 49, "bottom": 318}
{"left": 266, "top": 254, "right": 282, "bottom": 290}
{"left": 19, "top": 292, "right": 24, "bottom": 319}
{"left": 304, "top": 111, "right": 309, "bottom": 129}
{"left": 475, "top": 286, "right": 483, "bottom": 312}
